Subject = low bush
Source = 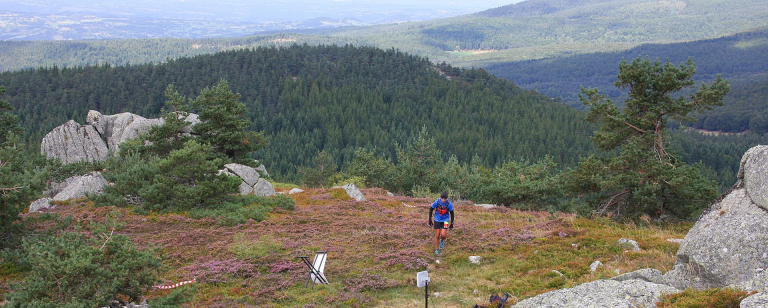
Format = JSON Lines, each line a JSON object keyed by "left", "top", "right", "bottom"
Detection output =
{"left": 5, "top": 218, "right": 161, "bottom": 308}
{"left": 187, "top": 195, "right": 295, "bottom": 226}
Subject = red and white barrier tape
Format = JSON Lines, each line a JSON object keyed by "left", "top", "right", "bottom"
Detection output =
{"left": 153, "top": 279, "right": 196, "bottom": 289}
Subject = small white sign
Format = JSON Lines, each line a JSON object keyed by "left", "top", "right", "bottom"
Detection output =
{"left": 416, "top": 271, "right": 430, "bottom": 288}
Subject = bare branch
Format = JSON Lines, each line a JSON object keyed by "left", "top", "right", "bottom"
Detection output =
{"left": 624, "top": 121, "right": 647, "bottom": 134}
{"left": 597, "top": 189, "right": 630, "bottom": 216}
{"left": 99, "top": 229, "right": 114, "bottom": 251}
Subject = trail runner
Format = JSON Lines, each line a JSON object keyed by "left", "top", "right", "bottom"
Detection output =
{"left": 428, "top": 191, "right": 455, "bottom": 256}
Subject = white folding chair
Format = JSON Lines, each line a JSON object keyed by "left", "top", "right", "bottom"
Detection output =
{"left": 296, "top": 251, "right": 328, "bottom": 289}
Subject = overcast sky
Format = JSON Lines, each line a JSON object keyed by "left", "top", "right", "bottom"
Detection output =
{"left": 0, "top": 0, "right": 525, "bottom": 23}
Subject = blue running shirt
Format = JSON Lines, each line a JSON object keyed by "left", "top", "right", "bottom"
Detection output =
{"left": 431, "top": 199, "right": 454, "bottom": 222}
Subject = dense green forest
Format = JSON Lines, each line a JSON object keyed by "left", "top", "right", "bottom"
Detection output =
{"left": 1, "top": 44, "right": 762, "bottom": 190}
{"left": 486, "top": 28, "right": 768, "bottom": 133}
{"left": 0, "top": 45, "right": 598, "bottom": 182}
{"left": 2, "top": 0, "right": 767, "bottom": 72}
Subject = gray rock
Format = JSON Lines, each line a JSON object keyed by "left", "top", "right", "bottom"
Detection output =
{"left": 219, "top": 164, "right": 275, "bottom": 196}
{"left": 289, "top": 188, "right": 305, "bottom": 195}
{"left": 252, "top": 178, "right": 276, "bottom": 197}
{"left": 743, "top": 145, "right": 768, "bottom": 210}
{"left": 238, "top": 181, "right": 254, "bottom": 195}
{"left": 53, "top": 172, "right": 108, "bottom": 201}
{"left": 334, "top": 183, "right": 366, "bottom": 201}
{"left": 387, "top": 191, "right": 395, "bottom": 197}
{"left": 611, "top": 268, "right": 664, "bottom": 284}
{"left": 590, "top": 260, "right": 603, "bottom": 272}
{"left": 618, "top": 238, "right": 642, "bottom": 252}
{"left": 662, "top": 188, "right": 768, "bottom": 292}
{"left": 43, "top": 176, "right": 80, "bottom": 198}
{"left": 474, "top": 203, "right": 497, "bottom": 209}
{"left": 255, "top": 163, "right": 270, "bottom": 178}
{"left": 741, "top": 293, "right": 768, "bottom": 308}
{"left": 29, "top": 198, "right": 54, "bottom": 213}
{"left": 178, "top": 112, "right": 200, "bottom": 134}
{"left": 224, "top": 163, "right": 261, "bottom": 186}
{"left": 469, "top": 256, "right": 482, "bottom": 264}
{"left": 88, "top": 111, "right": 163, "bottom": 154}
{"left": 511, "top": 279, "right": 679, "bottom": 308}
{"left": 41, "top": 120, "right": 109, "bottom": 164}
{"left": 660, "top": 145, "right": 768, "bottom": 293}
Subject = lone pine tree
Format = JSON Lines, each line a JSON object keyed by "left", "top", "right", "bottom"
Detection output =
{"left": 569, "top": 57, "right": 730, "bottom": 219}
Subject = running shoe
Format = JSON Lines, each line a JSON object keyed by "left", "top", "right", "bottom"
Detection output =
{"left": 439, "top": 240, "right": 445, "bottom": 250}
{"left": 435, "top": 249, "right": 440, "bottom": 256}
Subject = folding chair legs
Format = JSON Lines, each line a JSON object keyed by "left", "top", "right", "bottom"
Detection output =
{"left": 296, "top": 251, "right": 328, "bottom": 289}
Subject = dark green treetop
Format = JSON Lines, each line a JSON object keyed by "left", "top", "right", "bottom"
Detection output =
{"left": 0, "top": 86, "right": 22, "bottom": 146}
{"left": 191, "top": 80, "right": 266, "bottom": 165}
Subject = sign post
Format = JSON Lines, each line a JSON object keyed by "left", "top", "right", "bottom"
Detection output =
{"left": 417, "top": 271, "right": 430, "bottom": 308}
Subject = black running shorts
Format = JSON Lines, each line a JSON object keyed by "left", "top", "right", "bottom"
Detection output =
{"left": 434, "top": 221, "right": 449, "bottom": 230}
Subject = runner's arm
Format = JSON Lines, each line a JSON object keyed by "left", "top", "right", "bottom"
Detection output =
{"left": 449, "top": 210, "right": 454, "bottom": 226}
{"left": 428, "top": 208, "right": 434, "bottom": 225}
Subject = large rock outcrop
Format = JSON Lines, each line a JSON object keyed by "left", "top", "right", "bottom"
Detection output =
{"left": 86, "top": 111, "right": 164, "bottom": 154}
{"left": 662, "top": 145, "right": 768, "bottom": 292}
{"left": 52, "top": 171, "right": 108, "bottom": 201}
{"left": 511, "top": 276, "right": 678, "bottom": 308}
{"left": 30, "top": 171, "right": 110, "bottom": 212}
{"left": 511, "top": 145, "right": 768, "bottom": 307}
{"left": 41, "top": 120, "right": 109, "bottom": 164}
{"left": 42, "top": 110, "right": 200, "bottom": 164}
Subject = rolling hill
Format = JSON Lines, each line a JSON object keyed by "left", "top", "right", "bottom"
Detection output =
{"left": 1, "top": 0, "right": 768, "bottom": 72}
{"left": 0, "top": 45, "right": 597, "bottom": 181}
{"left": 484, "top": 28, "right": 768, "bottom": 133}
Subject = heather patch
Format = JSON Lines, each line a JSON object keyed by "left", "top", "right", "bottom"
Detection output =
{"left": 343, "top": 271, "right": 400, "bottom": 292}
{"left": 377, "top": 248, "right": 432, "bottom": 270}
{"left": 13, "top": 190, "right": 692, "bottom": 307}
{"left": 182, "top": 258, "right": 255, "bottom": 284}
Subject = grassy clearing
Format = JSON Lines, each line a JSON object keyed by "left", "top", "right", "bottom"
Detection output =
{"left": 4, "top": 188, "right": 692, "bottom": 307}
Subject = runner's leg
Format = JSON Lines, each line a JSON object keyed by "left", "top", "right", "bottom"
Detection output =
{"left": 440, "top": 228, "right": 448, "bottom": 246}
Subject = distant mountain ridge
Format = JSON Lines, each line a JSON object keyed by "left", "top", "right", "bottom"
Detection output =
{"left": 484, "top": 27, "right": 768, "bottom": 133}
{"left": 2, "top": 0, "right": 768, "bottom": 72}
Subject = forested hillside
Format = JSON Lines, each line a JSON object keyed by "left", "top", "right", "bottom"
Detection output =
{"left": 0, "top": 45, "right": 597, "bottom": 181}
{"left": 485, "top": 28, "right": 768, "bottom": 133}
{"left": 2, "top": 0, "right": 767, "bottom": 72}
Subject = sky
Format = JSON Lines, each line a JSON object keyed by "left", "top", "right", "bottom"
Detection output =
{"left": 0, "top": 0, "right": 526, "bottom": 23}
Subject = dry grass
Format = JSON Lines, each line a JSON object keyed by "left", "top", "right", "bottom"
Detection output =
{"left": 8, "top": 188, "right": 692, "bottom": 307}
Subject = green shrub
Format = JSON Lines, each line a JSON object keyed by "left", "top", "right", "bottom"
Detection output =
{"left": 187, "top": 195, "right": 295, "bottom": 226}
{"left": 6, "top": 218, "right": 161, "bottom": 308}
{"left": 188, "top": 203, "right": 267, "bottom": 226}
{"left": 100, "top": 140, "right": 240, "bottom": 212}
{"left": 330, "top": 188, "right": 352, "bottom": 201}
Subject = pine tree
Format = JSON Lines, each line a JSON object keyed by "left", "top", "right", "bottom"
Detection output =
{"left": 192, "top": 80, "right": 265, "bottom": 165}
{"left": 569, "top": 58, "right": 730, "bottom": 219}
{"left": 0, "top": 86, "right": 22, "bottom": 146}
{"left": 0, "top": 86, "right": 33, "bottom": 249}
